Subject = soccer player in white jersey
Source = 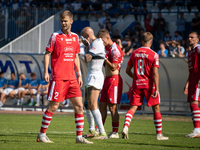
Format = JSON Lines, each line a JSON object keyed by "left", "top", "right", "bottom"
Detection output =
{"left": 81, "top": 27, "right": 107, "bottom": 139}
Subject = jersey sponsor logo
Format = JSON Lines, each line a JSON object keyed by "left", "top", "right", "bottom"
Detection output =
{"left": 63, "top": 58, "right": 74, "bottom": 61}
{"left": 64, "top": 46, "right": 74, "bottom": 52}
{"left": 91, "top": 47, "right": 96, "bottom": 50}
{"left": 64, "top": 53, "right": 74, "bottom": 57}
{"left": 66, "top": 42, "right": 72, "bottom": 44}
{"left": 66, "top": 39, "right": 72, "bottom": 41}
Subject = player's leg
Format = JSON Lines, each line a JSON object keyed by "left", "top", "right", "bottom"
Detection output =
{"left": 35, "top": 89, "right": 41, "bottom": 106}
{"left": 9, "top": 90, "right": 17, "bottom": 105}
{"left": 28, "top": 89, "right": 35, "bottom": 106}
{"left": 37, "top": 101, "right": 60, "bottom": 143}
{"left": 87, "top": 86, "right": 107, "bottom": 139}
{"left": 152, "top": 104, "right": 169, "bottom": 140}
{"left": 21, "top": 89, "right": 28, "bottom": 104}
{"left": 185, "top": 100, "right": 200, "bottom": 138}
{"left": 0, "top": 92, "right": 8, "bottom": 107}
{"left": 84, "top": 88, "right": 95, "bottom": 135}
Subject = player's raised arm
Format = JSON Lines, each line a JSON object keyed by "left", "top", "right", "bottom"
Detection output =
{"left": 44, "top": 51, "right": 51, "bottom": 82}
{"left": 74, "top": 53, "right": 83, "bottom": 87}
{"left": 104, "top": 59, "right": 118, "bottom": 71}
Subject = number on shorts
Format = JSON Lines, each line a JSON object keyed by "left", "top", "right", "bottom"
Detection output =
{"left": 137, "top": 59, "right": 145, "bottom": 75}
{"left": 54, "top": 92, "right": 59, "bottom": 99}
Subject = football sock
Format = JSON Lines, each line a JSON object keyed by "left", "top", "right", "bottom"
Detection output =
{"left": 112, "top": 122, "right": 119, "bottom": 133}
{"left": 17, "top": 99, "right": 20, "bottom": 103}
{"left": 40, "top": 110, "right": 53, "bottom": 135}
{"left": 66, "top": 99, "right": 70, "bottom": 104}
{"left": 30, "top": 98, "right": 34, "bottom": 104}
{"left": 13, "top": 99, "right": 16, "bottom": 103}
{"left": 92, "top": 109, "right": 105, "bottom": 134}
{"left": 86, "top": 109, "right": 95, "bottom": 131}
{"left": 154, "top": 112, "right": 162, "bottom": 134}
{"left": 123, "top": 110, "right": 134, "bottom": 131}
{"left": 36, "top": 94, "right": 40, "bottom": 104}
{"left": 190, "top": 103, "right": 200, "bottom": 132}
{"left": 62, "top": 100, "right": 66, "bottom": 105}
{"left": 21, "top": 98, "right": 24, "bottom": 104}
{"left": 75, "top": 113, "right": 84, "bottom": 138}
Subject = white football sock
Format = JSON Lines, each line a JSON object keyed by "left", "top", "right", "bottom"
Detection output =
{"left": 66, "top": 99, "right": 70, "bottom": 104}
{"left": 31, "top": 98, "right": 34, "bottom": 103}
{"left": 92, "top": 109, "right": 105, "bottom": 134}
{"left": 36, "top": 94, "right": 40, "bottom": 104}
{"left": 17, "top": 99, "right": 20, "bottom": 103}
{"left": 21, "top": 98, "right": 24, "bottom": 104}
{"left": 86, "top": 110, "right": 95, "bottom": 131}
{"left": 194, "top": 128, "right": 200, "bottom": 133}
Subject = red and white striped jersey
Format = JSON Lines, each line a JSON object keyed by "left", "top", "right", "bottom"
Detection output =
{"left": 105, "top": 42, "right": 123, "bottom": 71}
{"left": 46, "top": 30, "right": 80, "bottom": 80}
{"left": 188, "top": 44, "right": 200, "bottom": 85}
{"left": 128, "top": 47, "right": 159, "bottom": 89}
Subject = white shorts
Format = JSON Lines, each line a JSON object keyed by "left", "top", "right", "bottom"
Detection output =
{"left": 14, "top": 87, "right": 26, "bottom": 94}
{"left": 2, "top": 88, "right": 14, "bottom": 95}
{"left": 39, "top": 87, "right": 48, "bottom": 93}
{"left": 27, "top": 89, "right": 37, "bottom": 94}
{"left": 85, "top": 73, "right": 104, "bottom": 90}
{"left": 0, "top": 89, "right": 4, "bottom": 93}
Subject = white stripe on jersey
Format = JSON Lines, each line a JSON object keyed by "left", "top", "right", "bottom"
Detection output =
{"left": 195, "top": 88, "right": 200, "bottom": 101}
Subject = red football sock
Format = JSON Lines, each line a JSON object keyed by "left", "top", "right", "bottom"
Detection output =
{"left": 40, "top": 110, "right": 53, "bottom": 133}
{"left": 75, "top": 113, "right": 84, "bottom": 137}
{"left": 123, "top": 110, "right": 134, "bottom": 128}
{"left": 154, "top": 112, "right": 162, "bottom": 134}
{"left": 112, "top": 122, "right": 119, "bottom": 133}
{"left": 190, "top": 103, "right": 200, "bottom": 128}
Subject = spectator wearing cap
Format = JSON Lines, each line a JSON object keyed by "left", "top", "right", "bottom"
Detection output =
{"left": 123, "top": 38, "right": 133, "bottom": 56}
{"left": 157, "top": 42, "right": 168, "bottom": 57}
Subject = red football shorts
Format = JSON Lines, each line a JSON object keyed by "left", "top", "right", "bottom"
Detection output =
{"left": 99, "top": 74, "right": 123, "bottom": 104}
{"left": 130, "top": 87, "right": 160, "bottom": 107}
{"left": 187, "top": 84, "right": 200, "bottom": 103}
{"left": 47, "top": 79, "right": 82, "bottom": 102}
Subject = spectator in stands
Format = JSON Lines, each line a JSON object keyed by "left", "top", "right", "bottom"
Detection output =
{"left": 139, "top": 29, "right": 145, "bottom": 38}
{"left": 176, "top": 12, "right": 186, "bottom": 39}
{"left": 81, "top": 0, "right": 91, "bottom": 20}
{"left": 187, "top": 0, "right": 200, "bottom": 13}
{"left": 15, "top": 10, "right": 26, "bottom": 36}
{"left": 71, "top": 0, "right": 82, "bottom": 20}
{"left": 172, "top": 31, "right": 183, "bottom": 43}
{"left": 191, "top": 12, "right": 200, "bottom": 35}
{"left": 157, "top": 42, "right": 168, "bottom": 57}
{"left": 21, "top": 72, "right": 40, "bottom": 106}
{"left": 30, "top": 0, "right": 38, "bottom": 8}
{"left": 181, "top": 39, "right": 188, "bottom": 50}
{"left": 112, "top": 29, "right": 121, "bottom": 42}
{"left": 132, "top": 22, "right": 142, "bottom": 34}
{"left": 98, "top": 11, "right": 107, "bottom": 30}
{"left": 21, "top": 0, "right": 31, "bottom": 10}
{"left": 164, "top": 31, "right": 172, "bottom": 42}
{"left": 9, "top": 73, "right": 29, "bottom": 106}
{"left": 11, "top": 0, "right": 20, "bottom": 16}
{"left": 91, "top": 0, "right": 103, "bottom": 20}
{"left": 102, "top": 0, "right": 113, "bottom": 12}
{"left": 26, "top": 9, "right": 34, "bottom": 31}
{"left": 123, "top": 28, "right": 133, "bottom": 40}
{"left": 118, "top": 0, "right": 133, "bottom": 22}
{"left": 0, "top": 72, "right": 7, "bottom": 95}
{"left": 165, "top": 40, "right": 179, "bottom": 57}
{"left": 176, "top": 43, "right": 185, "bottom": 57}
{"left": 0, "top": 72, "right": 18, "bottom": 107}
{"left": 35, "top": 79, "right": 49, "bottom": 106}
{"left": 105, "top": 18, "right": 112, "bottom": 35}
{"left": 132, "top": 35, "right": 141, "bottom": 49}
{"left": 116, "top": 38, "right": 123, "bottom": 49}
{"left": 52, "top": 0, "right": 64, "bottom": 11}
{"left": 79, "top": 37, "right": 85, "bottom": 56}
{"left": 123, "top": 38, "right": 133, "bottom": 56}
{"left": 145, "top": 12, "right": 154, "bottom": 33}
{"left": 154, "top": 13, "right": 166, "bottom": 48}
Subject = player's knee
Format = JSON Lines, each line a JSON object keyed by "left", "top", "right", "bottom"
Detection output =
{"left": 152, "top": 104, "right": 160, "bottom": 112}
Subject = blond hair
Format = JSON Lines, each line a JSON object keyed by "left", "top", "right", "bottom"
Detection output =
{"left": 142, "top": 32, "right": 153, "bottom": 43}
{"left": 60, "top": 10, "right": 73, "bottom": 19}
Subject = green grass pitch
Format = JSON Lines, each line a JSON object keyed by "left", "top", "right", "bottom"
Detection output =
{"left": 0, "top": 113, "right": 199, "bottom": 150}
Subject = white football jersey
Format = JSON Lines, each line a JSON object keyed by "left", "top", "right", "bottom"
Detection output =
{"left": 85, "top": 38, "right": 106, "bottom": 89}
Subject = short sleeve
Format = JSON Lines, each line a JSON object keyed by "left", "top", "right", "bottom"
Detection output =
{"left": 153, "top": 53, "right": 159, "bottom": 68}
{"left": 46, "top": 33, "right": 56, "bottom": 53}
{"left": 111, "top": 48, "right": 122, "bottom": 63}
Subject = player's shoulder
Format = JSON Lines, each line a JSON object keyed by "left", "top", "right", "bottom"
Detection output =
{"left": 71, "top": 32, "right": 79, "bottom": 39}
{"left": 52, "top": 30, "right": 62, "bottom": 36}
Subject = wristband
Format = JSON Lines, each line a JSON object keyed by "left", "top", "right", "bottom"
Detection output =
{"left": 78, "top": 71, "right": 82, "bottom": 77}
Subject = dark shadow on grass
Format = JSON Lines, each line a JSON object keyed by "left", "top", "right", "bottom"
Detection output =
{"left": 109, "top": 141, "right": 200, "bottom": 149}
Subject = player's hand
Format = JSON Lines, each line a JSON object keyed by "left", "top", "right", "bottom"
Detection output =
{"left": 184, "top": 86, "right": 188, "bottom": 95}
{"left": 43, "top": 72, "right": 49, "bottom": 83}
{"left": 78, "top": 76, "right": 83, "bottom": 87}
{"left": 151, "top": 90, "right": 158, "bottom": 99}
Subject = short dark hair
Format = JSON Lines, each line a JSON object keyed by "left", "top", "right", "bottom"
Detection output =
{"left": 11, "top": 72, "right": 15, "bottom": 76}
{"left": 0, "top": 71, "right": 4, "bottom": 75}
{"left": 30, "top": 72, "right": 36, "bottom": 77}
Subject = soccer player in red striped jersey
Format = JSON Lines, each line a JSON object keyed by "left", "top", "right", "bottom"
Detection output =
{"left": 96, "top": 29, "right": 123, "bottom": 139}
{"left": 122, "top": 32, "right": 169, "bottom": 140}
{"left": 184, "top": 32, "right": 200, "bottom": 138}
{"left": 36, "top": 10, "right": 93, "bottom": 144}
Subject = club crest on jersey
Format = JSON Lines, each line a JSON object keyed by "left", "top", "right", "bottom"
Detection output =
{"left": 64, "top": 46, "right": 74, "bottom": 52}
{"left": 73, "top": 37, "right": 76, "bottom": 41}
{"left": 61, "top": 38, "right": 63, "bottom": 41}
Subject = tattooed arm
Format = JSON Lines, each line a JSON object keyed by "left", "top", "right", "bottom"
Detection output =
{"left": 85, "top": 54, "right": 93, "bottom": 63}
